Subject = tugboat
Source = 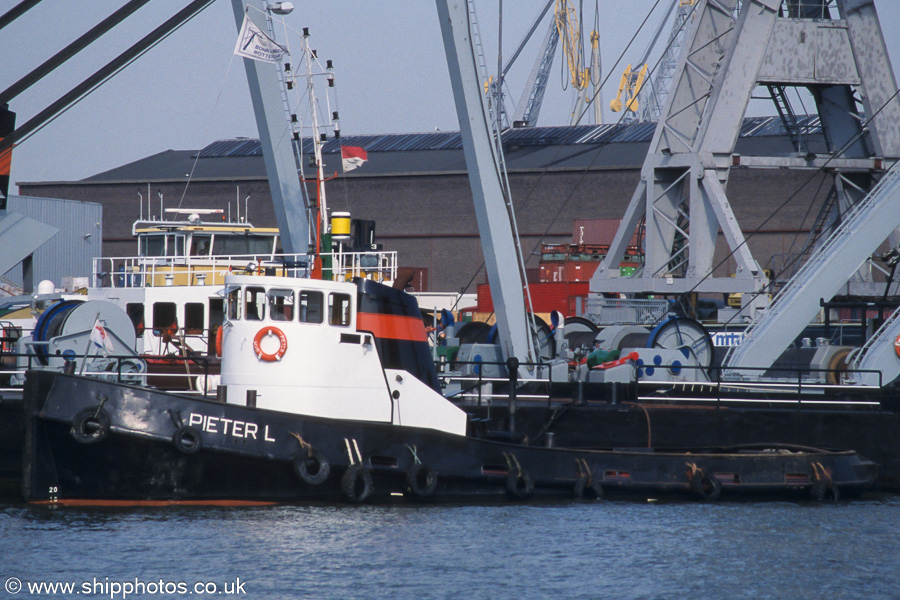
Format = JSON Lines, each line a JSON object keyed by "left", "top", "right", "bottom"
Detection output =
{"left": 21, "top": 273, "right": 876, "bottom": 504}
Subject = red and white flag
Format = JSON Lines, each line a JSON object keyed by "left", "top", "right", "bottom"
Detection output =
{"left": 341, "top": 146, "right": 368, "bottom": 172}
{"left": 90, "top": 317, "right": 114, "bottom": 354}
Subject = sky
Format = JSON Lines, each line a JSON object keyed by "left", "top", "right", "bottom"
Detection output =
{"left": 1, "top": 0, "right": 900, "bottom": 188}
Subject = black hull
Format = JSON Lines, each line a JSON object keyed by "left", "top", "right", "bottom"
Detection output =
{"left": 469, "top": 401, "right": 900, "bottom": 489}
{"left": 23, "top": 371, "right": 876, "bottom": 504}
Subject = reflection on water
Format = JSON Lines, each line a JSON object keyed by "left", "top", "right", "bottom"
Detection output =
{"left": 2, "top": 496, "right": 899, "bottom": 599}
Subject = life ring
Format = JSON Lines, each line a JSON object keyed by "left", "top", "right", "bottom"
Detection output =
{"left": 172, "top": 426, "right": 202, "bottom": 455}
{"left": 215, "top": 326, "right": 223, "bottom": 357}
{"left": 294, "top": 448, "right": 330, "bottom": 485}
{"left": 341, "top": 464, "right": 374, "bottom": 503}
{"left": 70, "top": 407, "right": 110, "bottom": 444}
{"left": 895, "top": 334, "right": 900, "bottom": 359}
{"left": 253, "top": 326, "right": 288, "bottom": 362}
{"left": 573, "top": 475, "right": 604, "bottom": 500}
{"left": 406, "top": 463, "right": 438, "bottom": 497}
{"left": 690, "top": 470, "right": 721, "bottom": 501}
{"left": 506, "top": 467, "right": 534, "bottom": 499}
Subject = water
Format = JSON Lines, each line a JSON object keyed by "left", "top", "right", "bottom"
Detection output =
{"left": 2, "top": 496, "right": 899, "bottom": 600}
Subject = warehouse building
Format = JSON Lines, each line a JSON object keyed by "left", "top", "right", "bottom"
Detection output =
{"left": 17, "top": 118, "right": 829, "bottom": 293}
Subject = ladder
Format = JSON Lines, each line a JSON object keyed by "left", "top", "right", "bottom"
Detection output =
{"left": 767, "top": 84, "right": 805, "bottom": 153}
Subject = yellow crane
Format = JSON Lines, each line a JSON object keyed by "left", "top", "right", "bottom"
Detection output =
{"left": 610, "top": 0, "right": 697, "bottom": 120}
{"left": 610, "top": 64, "right": 648, "bottom": 114}
{"left": 555, "top": 0, "right": 602, "bottom": 125}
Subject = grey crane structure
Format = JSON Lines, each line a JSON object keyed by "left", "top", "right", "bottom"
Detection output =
{"left": 592, "top": 0, "right": 900, "bottom": 374}
{"left": 636, "top": 0, "right": 695, "bottom": 124}
{"left": 435, "top": 0, "right": 538, "bottom": 368}
{"left": 592, "top": 0, "right": 900, "bottom": 296}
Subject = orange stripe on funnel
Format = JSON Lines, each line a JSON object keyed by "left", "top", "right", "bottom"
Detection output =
{"left": 357, "top": 313, "right": 428, "bottom": 342}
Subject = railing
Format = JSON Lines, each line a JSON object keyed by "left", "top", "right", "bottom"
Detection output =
{"left": 437, "top": 359, "right": 557, "bottom": 408}
{"left": 634, "top": 363, "right": 884, "bottom": 409}
{"left": 434, "top": 358, "right": 885, "bottom": 410}
{"left": 93, "top": 250, "right": 398, "bottom": 288}
{"left": 585, "top": 295, "right": 670, "bottom": 325}
{"left": 0, "top": 351, "right": 220, "bottom": 397}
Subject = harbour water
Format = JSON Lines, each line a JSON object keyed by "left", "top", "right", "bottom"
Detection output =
{"left": 3, "top": 496, "right": 900, "bottom": 600}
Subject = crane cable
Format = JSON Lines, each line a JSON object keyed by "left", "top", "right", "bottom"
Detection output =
{"left": 447, "top": 0, "right": 668, "bottom": 314}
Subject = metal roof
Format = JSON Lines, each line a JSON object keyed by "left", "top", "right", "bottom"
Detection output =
{"left": 194, "top": 116, "right": 820, "bottom": 159}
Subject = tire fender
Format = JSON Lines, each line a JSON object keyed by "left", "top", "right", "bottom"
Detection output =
{"left": 70, "top": 407, "right": 110, "bottom": 444}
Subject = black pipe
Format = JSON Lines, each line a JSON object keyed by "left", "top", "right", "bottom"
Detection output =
{"left": 0, "top": 0, "right": 216, "bottom": 156}
{"left": 0, "top": 0, "right": 154, "bottom": 106}
{"left": 0, "top": 0, "right": 41, "bottom": 32}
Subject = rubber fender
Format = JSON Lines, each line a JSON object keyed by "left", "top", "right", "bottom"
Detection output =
{"left": 294, "top": 448, "right": 331, "bottom": 485}
{"left": 690, "top": 470, "right": 721, "bottom": 501}
{"left": 506, "top": 468, "right": 534, "bottom": 499}
{"left": 70, "top": 407, "right": 110, "bottom": 444}
{"left": 406, "top": 463, "right": 438, "bottom": 497}
{"left": 341, "top": 464, "right": 374, "bottom": 503}
{"left": 172, "top": 426, "right": 203, "bottom": 455}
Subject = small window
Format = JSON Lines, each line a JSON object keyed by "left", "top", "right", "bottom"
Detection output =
{"left": 191, "top": 235, "right": 212, "bottom": 256}
{"left": 298, "top": 291, "right": 323, "bottom": 324}
{"left": 152, "top": 302, "right": 178, "bottom": 337}
{"left": 245, "top": 286, "right": 266, "bottom": 321}
{"left": 140, "top": 235, "right": 165, "bottom": 257}
{"left": 126, "top": 303, "right": 145, "bottom": 336}
{"left": 329, "top": 293, "right": 352, "bottom": 327}
{"left": 226, "top": 286, "right": 242, "bottom": 320}
{"left": 165, "top": 235, "right": 185, "bottom": 257}
{"left": 185, "top": 302, "right": 205, "bottom": 334}
{"left": 267, "top": 288, "right": 294, "bottom": 321}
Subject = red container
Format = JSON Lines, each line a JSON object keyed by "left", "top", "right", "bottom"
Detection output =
{"left": 476, "top": 282, "right": 590, "bottom": 316}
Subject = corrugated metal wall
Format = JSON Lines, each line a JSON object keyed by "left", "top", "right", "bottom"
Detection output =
{"left": 3, "top": 195, "right": 102, "bottom": 290}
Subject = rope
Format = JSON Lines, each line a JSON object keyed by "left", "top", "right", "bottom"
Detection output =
{"left": 290, "top": 432, "right": 311, "bottom": 457}
{"left": 686, "top": 461, "right": 699, "bottom": 479}
{"left": 91, "top": 394, "right": 108, "bottom": 419}
{"left": 343, "top": 437, "right": 355, "bottom": 466}
{"left": 406, "top": 444, "right": 421, "bottom": 465}
{"left": 177, "top": 53, "right": 238, "bottom": 209}
{"left": 575, "top": 457, "right": 592, "bottom": 485}
{"left": 503, "top": 452, "right": 522, "bottom": 475}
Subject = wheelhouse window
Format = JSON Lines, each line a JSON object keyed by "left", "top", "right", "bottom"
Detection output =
{"left": 298, "top": 290, "right": 323, "bottom": 324}
{"left": 267, "top": 288, "right": 294, "bottom": 321}
{"left": 140, "top": 235, "right": 165, "bottom": 257}
{"left": 328, "top": 293, "right": 352, "bottom": 327}
{"left": 212, "top": 234, "right": 276, "bottom": 256}
{"left": 226, "top": 286, "right": 242, "bottom": 320}
{"left": 165, "top": 234, "right": 185, "bottom": 257}
{"left": 245, "top": 286, "right": 266, "bottom": 321}
{"left": 191, "top": 235, "right": 212, "bottom": 256}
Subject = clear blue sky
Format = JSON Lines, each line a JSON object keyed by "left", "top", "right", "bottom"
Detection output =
{"left": 2, "top": 0, "right": 899, "bottom": 187}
